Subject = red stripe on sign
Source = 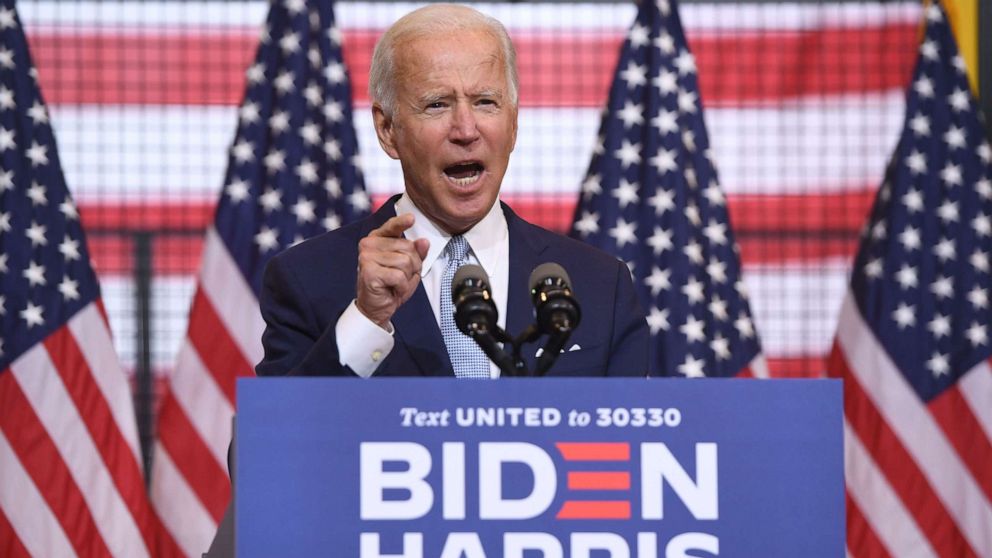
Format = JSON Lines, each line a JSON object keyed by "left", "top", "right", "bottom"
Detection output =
{"left": 0, "top": 507, "right": 32, "bottom": 558}
{"left": 42, "top": 328, "right": 159, "bottom": 554}
{"left": 155, "top": 388, "right": 230, "bottom": 523}
{"left": 29, "top": 24, "right": 916, "bottom": 107}
{"left": 830, "top": 347, "right": 977, "bottom": 558}
{"left": 557, "top": 500, "right": 631, "bottom": 519}
{"left": 0, "top": 370, "right": 113, "bottom": 558}
{"left": 567, "top": 471, "right": 631, "bottom": 490}
{"left": 928, "top": 384, "right": 992, "bottom": 505}
{"left": 557, "top": 443, "right": 630, "bottom": 461}
{"left": 186, "top": 289, "right": 254, "bottom": 405}
{"left": 846, "top": 490, "right": 893, "bottom": 558}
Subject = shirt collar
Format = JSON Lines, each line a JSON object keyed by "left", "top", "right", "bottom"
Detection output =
{"left": 395, "top": 194, "right": 507, "bottom": 278}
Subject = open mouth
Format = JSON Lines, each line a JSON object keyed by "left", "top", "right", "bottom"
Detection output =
{"left": 444, "top": 162, "right": 485, "bottom": 186}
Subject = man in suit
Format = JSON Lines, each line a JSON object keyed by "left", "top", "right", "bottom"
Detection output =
{"left": 256, "top": 4, "right": 649, "bottom": 378}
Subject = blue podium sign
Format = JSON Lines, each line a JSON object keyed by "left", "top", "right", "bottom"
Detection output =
{"left": 236, "top": 378, "right": 842, "bottom": 557}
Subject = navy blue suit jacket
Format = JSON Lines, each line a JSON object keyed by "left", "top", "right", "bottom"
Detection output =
{"left": 256, "top": 197, "right": 649, "bottom": 377}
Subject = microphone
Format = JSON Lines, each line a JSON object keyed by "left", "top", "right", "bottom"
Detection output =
{"left": 529, "top": 263, "right": 581, "bottom": 374}
{"left": 451, "top": 265, "right": 515, "bottom": 375}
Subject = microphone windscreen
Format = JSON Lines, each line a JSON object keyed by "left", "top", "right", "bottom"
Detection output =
{"left": 529, "top": 262, "right": 571, "bottom": 291}
{"left": 452, "top": 264, "right": 489, "bottom": 294}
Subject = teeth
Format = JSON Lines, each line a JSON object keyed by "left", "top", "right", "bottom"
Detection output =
{"left": 449, "top": 170, "right": 481, "bottom": 186}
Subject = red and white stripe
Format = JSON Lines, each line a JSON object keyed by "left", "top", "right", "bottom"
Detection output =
{"left": 0, "top": 302, "right": 174, "bottom": 557}
{"left": 151, "top": 227, "right": 263, "bottom": 557}
{"left": 831, "top": 294, "right": 992, "bottom": 557}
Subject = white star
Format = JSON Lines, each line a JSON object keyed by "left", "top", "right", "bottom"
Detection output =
{"left": 652, "top": 109, "right": 679, "bottom": 135}
{"left": 905, "top": 150, "right": 926, "bottom": 174}
{"left": 246, "top": 62, "right": 266, "bottom": 84}
{"left": 647, "top": 226, "right": 673, "bottom": 255}
{"left": 573, "top": 211, "right": 599, "bottom": 237}
{"left": 920, "top": 39, "right": 939, "bottom": 60}
{"left": 0, "top": 170, "right": 10, "bottom": 194}
{"left": 678, "top": 355, "right": 706, "bottom": 378}
{"left": 710, "top": 334, "right": 731, "bottom": 360}
{"left": 0, "top": 211, "right": 9, "bottom": 233}
{"left": 616, "top": 101, "right": 644, "bottom": 129}
{"left": 27, "top": 182, "right": 47, "bottom": 205}
{"left": 612, "top": 179, "right": 639, "bottom": 208}
{"left": 26, "top": 142, "right": 48, "bottom": 166}
{"left": 26, "top": 221, "right": 47, "bottom": 247}
{"left": 965, "top": 322, "right": 988, "bottom": 347}
{"left": 644, "top": 267, "right": 671, "bottom": 296}
{"left": 59, "top": 236, "right": 81, "bottom": 261}
{"left": 581, "top": 174, "right": 602, "bottom": 199}
{"left": 304, "top": 82, "right": 323, "bottom": 107}
{"left": 308, "top": 46, "right": 322, "bottom": 69}
{"left": 926, "top": 352, "right": 950, "bottom": 377}
{"left": 971, "top": 249, "right": 989, "bottom": 273}
{"left": 296, "top": 159, "right": 319, "bottom": 184}
{"left": 274, "top": 70, "right": 295, "bottom": 93}
{"left": 326, "top": 61, "right": 346, "bottom": 84}
{"left": 943, "top": 126, "right": 966, "bottom": 150}
{"left": 650, "top": 147, "right": 677, "bottom": 175}
{"left": 0, "top": 88, "right": 14, "bottom": 114}
{"left": 706, "top": 258, "right": 727, "bottom": 284}
{"left": 948, "top": 88, "right": 970, "bottom": 112}
{"left": 0, "top": 7, "right": 15, "bottom": 29}
{"left": 734, "top": 312, "right": 755, "bottom": 339}
{"left": 0, "top": 47, "right": 13, "bottom": 69}
{"left": 609, "top": 218, "right": 637, "bottom": 248}
{"left": 231, "top": 139, "right": 255, "bottom": 163}
{"left": 979, "top": 178, "right": 992, "bottom": 199}
{"left": 703, "top": 220, "right": 727, "bottom": 245}
{"left": 708, "top": 295, "right": 729, "bottom": 321}
{"left": 239, "top": 102, "right": 260, "bottom": 124}
{"left": 324, "top": 177, "right": 342, "bottom": 198}
{"left": 653, "top": 68, "right": 678, "bottom": 95}
{"left": 59, "top": 200, "right": 78, "bottom": 220}
{"left": 646, "top": 307, "right": 670, "bottom": 335}
{"left": 0, "top": 295, "right": 4, "bottom": 316}
{"left": 614, "top": 140, "right": 642, "bottom": 169}
{"left": 871, "top": 221, "right": 887, "bottom": 240}
{"left": 940, "top": 164, "right": 962, "bottom": 187}
{"left": 654, "top": 30, "right": 675, "bottom": 54}
{"left": 0, "top": 253, "right": 6, "bottom": 273}
{"left": 927, "top": 314, "right": 951, "bottom": 339}
{"left": 682, "top": 276, "right": 706, "bottom": 305}
{"left": 936, "top": 200, "right": 959, "bottom": 223}
{"left": 279, "top": 31, "right": 301, "bottom": 54}
{"left": 677, "top": 89, "right": 698, "bottom": 114}
{"left": 327, "top": 25, "right": 343, "bottom": 46}
{"left": 0, "top": 126, "right": 13, "bottom": 151}
{"left": 898, "top": 226, "right": 920, "bottom": 251}
{"left": 680, "top": 314, "right": 706, "bottom": 343}
{"left": 684, "top": 203, "right": 701, "bottom": 226}
{"left": 933, "top": 238, "right": 955, "bottom": 262}
{"left": 323, "top": 212, "right": 341, "bottom": 231}
{"left": 902, "top": 188, "right": 923, "bottom": 212}
{"left": 264, "top": 150, "right": 286, "bottom": 173}
{"left": 23, "top": 261, "right": 46, "bottom": 286}
{"left": 259, "top": 188, "right": 283, "bottom": 212}
{"left": 895, "top": 264, "right": 918, "bottom": 289}
{"left": 674, "top": 50, "right": 696, "bottom": 75}
{"left": 973, "top": 215, "right": 991, "bottom": 237}
{"left": 892, "top": 303, "right": 916, "bottom": 328}
{"left": 58, "top": 278, "right": 80, "bottom": 301}
{"left": 20, "top": 302, "right": 44, "bottom": 328}
{"left": 27, "top": 102, "right": 48, "bottom": 124}
{"left": 323, "top": 100, "right": 343, "bottom": 122}
{"left": 909, "top": 113, "right": 930, "bottom": 136}
{"left": 930, "top": 275, "right": 953, "bottom": 299}
{"left": 620, "top": 62, "right": 647, "bottom": 89}
{"left": 953, "top": 54, "right": 967, "bottom": 73}
{"left": 225, "top": 179, "right": 250, "bottom": 202}
{"left": 913, "top": 76, "right": 934, "bottom": 98}
{"left": 863, "top": 258, "right": 883, "bottom": 279}
{"left": 254, "top": 226, "right": 279, "bottom": 252}
{"left": 648, "top": 188, "right": 674, "bottom": 215}
{"left": 968, "top": 286, "right": 989, "bottom": 309}
{"left": 292, "top": 198, "right": 316, "bottom": 223}
{"left": 925, "top": 4, "right": 943, "bottom": 21}
{"left": 300, "top": 120, "right": 321, "bottom": 145}
{"left": 349, "top": 190, "right": 371, "bottom": 212}
{"left": 269, "top": 110, "right": 291, "bottom": 133}
{"left": 285, "top": 0, "right": 306, "bottom": 14}
{"left": 324, "top": 139, "right": 342, "bottom": 160}
{"left": 628, "top": 23, "right": 650, "bottom": 48}
{"left": 979, "top": 144, "right": 992, "bottom": 164}
{"left": 683, "top": 239, "right": 704, "bottom": 265}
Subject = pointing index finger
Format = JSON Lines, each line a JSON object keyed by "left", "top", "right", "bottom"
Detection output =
{"left": 369, "top": 213, "right": 415, "bottom": 238}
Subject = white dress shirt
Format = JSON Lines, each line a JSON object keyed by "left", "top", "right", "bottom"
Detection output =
{"left": 335, "top": 194, "right": 509, "bottom": 378}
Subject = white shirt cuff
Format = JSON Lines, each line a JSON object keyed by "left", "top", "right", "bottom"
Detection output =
{"left": 335, "top": 300, "right": 394, "bottom": 378}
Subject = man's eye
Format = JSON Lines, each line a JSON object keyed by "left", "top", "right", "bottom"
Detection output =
{"left": 426, "top": 102, "right": 446, "bottom": 110}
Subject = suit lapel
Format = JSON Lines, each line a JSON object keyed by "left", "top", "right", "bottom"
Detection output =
{"left": 504, "top": 204, "right": 549, "bottom": 347}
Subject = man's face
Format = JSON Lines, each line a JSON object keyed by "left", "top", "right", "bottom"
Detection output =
{"left": 373, "top": 28, "right": 518, "bottom": 235}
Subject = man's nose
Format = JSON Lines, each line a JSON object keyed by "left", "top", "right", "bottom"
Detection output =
{"left": 449, "top": 103, "right": 481, "bottom": 144}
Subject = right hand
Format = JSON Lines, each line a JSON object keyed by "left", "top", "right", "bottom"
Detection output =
{"left": 355, "top": 213, "right": 431, "bottom": 329}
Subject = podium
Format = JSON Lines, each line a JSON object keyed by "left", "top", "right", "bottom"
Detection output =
{"left": 235, "top": 378, "right": 843, "bottom": 557}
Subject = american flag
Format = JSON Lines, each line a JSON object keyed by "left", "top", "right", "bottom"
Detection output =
{"left": 149, "top": 0, "right": 369, "bottom": 554}
{"left": 570, "top": 0, "right": 766, "bottom": 378}
{"left": 0, "top": 0, "right": 165, "bottom": 555}
{"left": 827, "top": 4, "right": 992, "bottom": 557}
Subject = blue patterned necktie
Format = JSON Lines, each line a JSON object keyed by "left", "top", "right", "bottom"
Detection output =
{"left": 439, "top": 235, "right": 491, "bottom": 379}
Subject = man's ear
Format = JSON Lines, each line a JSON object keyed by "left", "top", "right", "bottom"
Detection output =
{"left": 372, "top": 104, "right": 400, "bottom": 160}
